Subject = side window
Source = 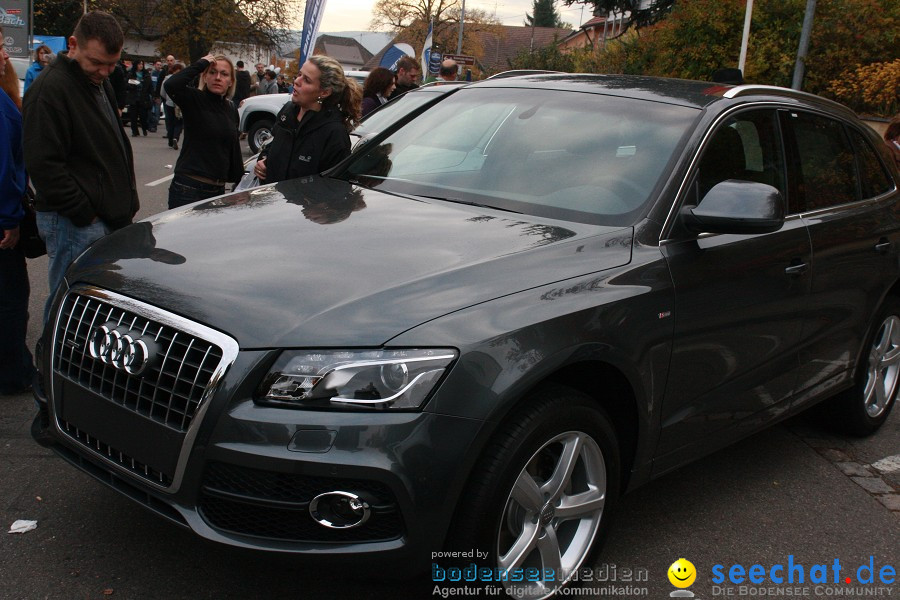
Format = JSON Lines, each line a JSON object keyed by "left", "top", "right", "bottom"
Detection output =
{"left": 783, "top": 112, "right": 858, "bottom": 211}
{"left": 695, "top": 110, "right": 786, "bottom": 204}
{"left": 847, "top": 127, "right": 894, "bottom": 199}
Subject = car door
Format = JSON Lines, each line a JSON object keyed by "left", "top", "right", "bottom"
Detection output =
{"left": 656, "top": 108, "right": 812, "bottom": 471}
{"left": 779, "top": 110, "right": 900, "bottom": 406}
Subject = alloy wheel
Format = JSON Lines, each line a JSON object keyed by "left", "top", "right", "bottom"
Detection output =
{"left": 864, "top": 314, "right": 900, "bottom": 418}
{"left": 497, "top": 431, "right": 606, "bottom": 599}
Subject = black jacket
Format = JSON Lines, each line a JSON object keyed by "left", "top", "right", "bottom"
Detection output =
{"left": 126, "top": 69, "right": 153, "bottom": 106}
{"left": 261, "top": 101, "right": 351, "bottom": 184}
{"left": 164, "top": 59, "right": 243, "bottom": 183}
{"left": 109, "top": 62, "right": 127, "bottom": 109}
{"left": 233, "top": 70, "right": 252, "bottom": 105}
{"left": 23, "top": 53, "right": 139, "bottom": 230}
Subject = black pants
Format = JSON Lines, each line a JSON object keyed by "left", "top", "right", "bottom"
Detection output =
{"left": 129, "top": 102, "right": 149, "bottom": 135}
{"left": 164, "top": 104, "right": 183, "bottom": 143}
{"left": 168, "top": 174, "right": 226, "bottom": 210}
{"left": 0, "top": 246, "right": 35, "bottom": 394}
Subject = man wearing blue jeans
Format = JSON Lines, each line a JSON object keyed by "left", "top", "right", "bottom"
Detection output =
{"left": 23, "top": 11, "right": 139, "bottom": 320}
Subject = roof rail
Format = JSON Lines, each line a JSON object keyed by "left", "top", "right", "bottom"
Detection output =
{"left": 723, "top": 84, "right": 857, "bottom": 119}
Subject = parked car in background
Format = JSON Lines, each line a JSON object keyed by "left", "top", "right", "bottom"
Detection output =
{"left": 237, "top": 92, "right": 288, "bottom": 153}
{"left": 344, "top": 70, "right": 369, "bottom": 86}
{"left": 33, "top": 75, "right": 899, "bottom": 600}
{"left": 10, "top": 56, "right": 29, "bottom": 97}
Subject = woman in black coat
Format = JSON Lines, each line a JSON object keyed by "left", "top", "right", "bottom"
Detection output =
{"left": 253, "top": 55, "right": 361, "bottom": 184}
{"left": 126, "top": 60, "right": 152, "bottom": 137}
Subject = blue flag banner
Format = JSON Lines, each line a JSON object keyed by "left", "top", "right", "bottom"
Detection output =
{"left": 380, "top": 44, "right": 414, "bottom": 70}
{"left": 299, "top": 0, "right": 328, "bottom": 65}
{"left": 420, "top": 21, "right": 433, "bottom": 76}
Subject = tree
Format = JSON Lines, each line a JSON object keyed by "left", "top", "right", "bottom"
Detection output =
{"left": 509, "top": 42, "right": 576, "bottom": 71}
{"left": 33, "top": 0, "right": 83, "bottom": 36}
{"left": 581, "top": 0, "right": 899, "bottom": 115}
{"left": 370, "top": 0, "right": 502, "bottom": 65}
{"left": 89, "top": 0, "right": 301, "bottom": 63}
{"left": 525, "top": 0, "right": 567, "bottom": 29}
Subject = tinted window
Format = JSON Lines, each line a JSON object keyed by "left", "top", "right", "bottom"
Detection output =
{"left": 339, "top": 88, "right": 697, "bottom": 226}
{"left": 355, "top": 89, "right": 457, "bottom": 137}
{"left": 847, "top": 127, "right": 893, "bottom": 199}
{"left": 695, "top": 110, "right": 786, "bottom": 205}
{"left": 786, "top": 112, "right": 858, "bottom": 211}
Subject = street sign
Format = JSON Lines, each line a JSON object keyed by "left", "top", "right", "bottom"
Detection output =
{"left": 441, "top": 53, "right": 475, "bottom": 66}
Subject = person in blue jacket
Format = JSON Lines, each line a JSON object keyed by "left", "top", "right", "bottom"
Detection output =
{"left": 23, "top": 45, "right": 52, "bottom": 93}
{"left": 0, "top": 32, "right": 35, "bottom": 395}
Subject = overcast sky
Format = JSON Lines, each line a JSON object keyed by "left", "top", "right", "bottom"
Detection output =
{"left": 318, "top": 0, "right": 592, "bottom": 31}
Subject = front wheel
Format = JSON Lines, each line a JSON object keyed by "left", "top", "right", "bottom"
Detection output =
{"left": 449, "top": 385, "right": 620, "bottom": 599}
{"left": 247, "top": 118, "right": 274, "bottom": 154}
{"left": 827, "top": 298, "right": 900, "bottom": 435}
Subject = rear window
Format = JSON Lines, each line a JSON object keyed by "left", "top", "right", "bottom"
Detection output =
{"left": 847, "top": 127, "right": 894, "bottom": 199}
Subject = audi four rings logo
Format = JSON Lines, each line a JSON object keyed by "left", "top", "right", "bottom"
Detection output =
{"left": 88, "top": 324, "right": 156, "bottom": 375}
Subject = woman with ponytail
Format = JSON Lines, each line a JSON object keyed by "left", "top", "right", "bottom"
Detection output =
{"left": 254, "top": 55, "right": 361, "bottom": 184}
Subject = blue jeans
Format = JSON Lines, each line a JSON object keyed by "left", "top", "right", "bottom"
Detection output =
{"left": 36, "top": 211, "right": 109, "bottom": 322}
{"left": 0, "top": 245, "right": 35, "bottom": 394}
{"left": 168, "top": 174, "right": 226, "bottom": 210}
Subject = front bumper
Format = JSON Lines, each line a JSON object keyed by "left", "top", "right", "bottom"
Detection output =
{"left": 31, "top": 287, "right": 485, "bottom": 569}
{"left": 33, "top": 364, "right": 484, "bottom": 564}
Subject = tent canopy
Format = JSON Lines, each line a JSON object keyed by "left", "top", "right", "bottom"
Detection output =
{"left": 32, "top": 36, "right": 68, "bottom": 54}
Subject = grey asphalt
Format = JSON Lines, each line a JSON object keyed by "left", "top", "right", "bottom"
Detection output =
{"left": 1, "top": 133, "right": 897, "bottom": 600}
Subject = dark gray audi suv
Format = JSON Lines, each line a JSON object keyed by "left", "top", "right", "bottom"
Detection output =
{"left": 33, "top": 74, "right": 899, "bottom": 599}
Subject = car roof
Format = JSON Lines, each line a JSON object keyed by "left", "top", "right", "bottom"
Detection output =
{"left": 466, "top": 73, "right": 858, "bottom": 117}
{"left": 466, "top": 73, "right": 730, "bottom": 109}
{"left": 485, "top": 69, "right": 564, "bottom": 80}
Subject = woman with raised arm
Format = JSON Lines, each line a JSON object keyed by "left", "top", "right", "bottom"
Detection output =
{"left": 164, "top": 53, "right": 242, "bottom": 209}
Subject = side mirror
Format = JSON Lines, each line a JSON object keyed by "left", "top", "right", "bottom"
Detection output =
{"left": 681, "top": 180, "right": 785, "bottom": 235}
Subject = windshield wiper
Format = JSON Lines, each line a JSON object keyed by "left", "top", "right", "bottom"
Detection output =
{"left": 418, "top": 195, "right": 522, "bottom": 214}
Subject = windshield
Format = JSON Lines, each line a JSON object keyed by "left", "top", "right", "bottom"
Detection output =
{"left": 355, "top": 88, "right": 459, "bottom": 136}
{"left": 338, "top": 87, "right": 698, "bottom": 226}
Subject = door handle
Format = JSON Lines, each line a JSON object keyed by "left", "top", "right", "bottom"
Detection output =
{"left": 875, "top": 240, "right": 891, "bottom": 254}
{"left": 785, "top": 262, "right": 808, "bottom": 276}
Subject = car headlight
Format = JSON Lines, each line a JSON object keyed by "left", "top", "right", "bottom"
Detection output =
{"left": 257, "top": 349, "right": 458, "bottom": 410}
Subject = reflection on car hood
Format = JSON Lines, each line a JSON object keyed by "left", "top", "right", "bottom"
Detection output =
{"left": 68, "top": 177, "right": 633, "bottom": 347}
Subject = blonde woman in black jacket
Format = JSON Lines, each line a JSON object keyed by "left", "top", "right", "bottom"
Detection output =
{"left": 164, "top": 53, "right": 242, "bottom": 209}
{"left": 254, "top": 55, "right": 361, "bottom": 184}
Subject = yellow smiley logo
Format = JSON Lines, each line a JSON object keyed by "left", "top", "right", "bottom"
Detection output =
{"left": 668, "top": 558, "right": 697, "bottom": 588}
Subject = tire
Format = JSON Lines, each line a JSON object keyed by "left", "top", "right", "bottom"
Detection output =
{"left": 448, "top": 384, "right": 620, "bottom": 600}
{"left": 248, "top": 118, "right": 274, "bottom": 154}
{"left": 827, "top": 298, "right": 900, "bottom": 436}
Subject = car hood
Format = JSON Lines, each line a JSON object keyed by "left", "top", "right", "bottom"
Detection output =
{"left": 68, "top": 177, "right": 633, "bottom": 348}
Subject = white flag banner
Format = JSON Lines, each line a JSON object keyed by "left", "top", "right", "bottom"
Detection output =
{"left": 421, "top": 20, "right": 433, "bottom": 76}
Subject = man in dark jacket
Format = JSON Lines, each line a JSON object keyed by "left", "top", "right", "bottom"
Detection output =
{"left": 388, "top": 55, "right": 421, "bottom": 100}
{"left": 232, "top": 60, "right": 252, "bottom": 106}
{"left": 23, "top": 11, "right": 139, "bottom": 319}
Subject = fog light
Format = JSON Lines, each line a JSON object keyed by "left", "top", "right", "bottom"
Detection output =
{"left": 309, "top": 491, "right": 371, "bottom": 529}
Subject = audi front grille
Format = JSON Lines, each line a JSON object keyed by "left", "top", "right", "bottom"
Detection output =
{"left": 50, "top": 286, "right": 239, "bottom": 489}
